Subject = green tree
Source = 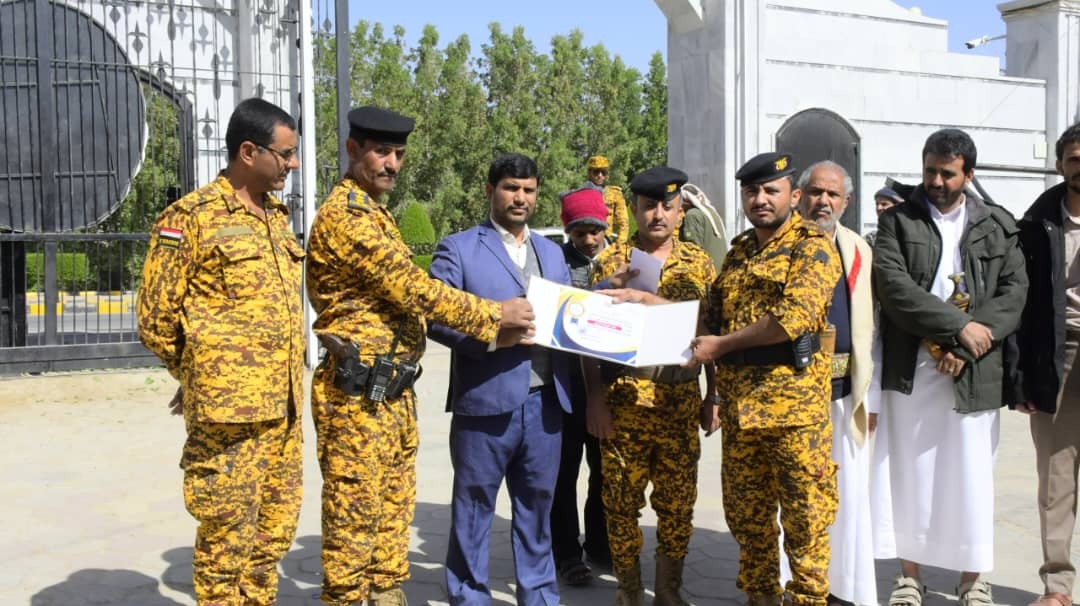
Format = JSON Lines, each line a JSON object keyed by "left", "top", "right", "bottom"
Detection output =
{"left": 313, "top": 21, "right": 667, "bottom": 237}
{"left": 633, "top": 52, "right": 668, "bottom": 172}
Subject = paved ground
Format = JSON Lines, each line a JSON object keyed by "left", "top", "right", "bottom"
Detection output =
{"left": 1, "top": 343, "right": 1073, "bottom": 605}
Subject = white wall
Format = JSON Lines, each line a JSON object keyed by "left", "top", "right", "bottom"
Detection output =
{"left": 660, "top": 0, "right": 1057, "bottom": 234}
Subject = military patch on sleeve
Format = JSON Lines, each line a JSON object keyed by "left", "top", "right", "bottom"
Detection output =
{"left": 158, "top": 227, "right": 182, "bottom": 249}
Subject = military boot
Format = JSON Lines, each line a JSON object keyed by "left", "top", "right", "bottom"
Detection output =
{"left": 614, "top": 559, "right": 646, "bottom": 606}
{"left": 367, "top": 585, "right": 408, "bottom": 606}
{"left": 652, "top": 553, "right": 690, "bottom": 606}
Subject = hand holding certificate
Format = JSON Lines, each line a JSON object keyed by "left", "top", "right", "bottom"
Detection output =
{"left": 526, "top": 276, "right": 698, "bottom": 367}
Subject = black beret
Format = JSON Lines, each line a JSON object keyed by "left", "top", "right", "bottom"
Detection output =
{"left": 629, "top": 166, "right": 688, "bottom": 202}
{"left": 347, "top": 106, "right": 415, "bottom": 145}
{"left": 735, "top": 152, "right": 796, "bottom": 185}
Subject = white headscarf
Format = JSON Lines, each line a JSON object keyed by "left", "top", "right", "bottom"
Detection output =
{"left": 680, "top": 183, "right": 726, "bottom": 239}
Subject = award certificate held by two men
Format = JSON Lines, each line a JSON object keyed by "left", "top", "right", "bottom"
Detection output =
{"left": 525, "top": 276, "right": 698, "bottom": 367}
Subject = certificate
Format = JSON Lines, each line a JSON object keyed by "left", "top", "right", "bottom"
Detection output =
{"left": 526, "top": 276, "right": 699, "bottom": 367}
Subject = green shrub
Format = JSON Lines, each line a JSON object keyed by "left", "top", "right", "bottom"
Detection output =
{"left": 26, "top": 252, "right": 91, "bottom": 292}
{"left": 398, "top": 202, "right": 436, "bottom": 248}
{"left": 412, "top": 254, "right": 433, "bottom": 272}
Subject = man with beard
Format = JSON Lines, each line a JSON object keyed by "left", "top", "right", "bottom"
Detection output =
{"left": 550, "top": 187, "right": 612, "bottom": 587}
{"left": 585, "top": 166, "right": 717, "bottom": 606}
{"left": 871, "top": 129, "right": 1027, "bottom": 606}
{"left": 789, "top": 161, "right": 877, "bottom": 606}
{"left": 429, "top": 153, "right": 574, "bottom": 605}
{"left": 306, "top": 109, "right": 536, "bottom": 606}
{"left": 1006, "top": 122, "right": 1080, "bottom": 606}
{"left": 690, "top": 153, "right": 840, "bottom": 606}
{"left": 138, "top": 98, "right": 305, "bottom": 605}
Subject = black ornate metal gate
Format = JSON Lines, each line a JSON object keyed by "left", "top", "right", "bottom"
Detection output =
{"left": 0, "top": 0, "right": 308, "bottom": 374}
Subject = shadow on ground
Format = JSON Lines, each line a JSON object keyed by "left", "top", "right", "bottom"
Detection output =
{"left": 30, "top": 569, "right": 185, "bottom": 606}
{"left": 36, "top": 504, "right": 1039, "bottom": 605}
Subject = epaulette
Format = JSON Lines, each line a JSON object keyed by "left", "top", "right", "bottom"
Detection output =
{"left": 170, "top": 183, "right": 224, "bottom": 214}
{"left": 985, "top": 201, "right": 1020, "bottom": 234}
{"left": 795, "top": 218, "right": 828, "bottom": 238}
{"left": 733, "top": 229, "right": 755, "bottom": 246}
{"left": 606, "top": 185, "right": 622, "bottom": 194}
{"left": 345, "top": 190, "right": 373, "bottom": 213}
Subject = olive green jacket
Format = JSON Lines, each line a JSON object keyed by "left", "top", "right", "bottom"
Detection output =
{"left": 872, "top": 186, "right": 1027, "bottom": 412}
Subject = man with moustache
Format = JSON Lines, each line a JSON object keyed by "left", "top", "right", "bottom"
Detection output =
{"left": 138, "top": 98, "right": 305, "bottom": 605}
{"left": 690, "top": 153, "right": 840, "bottom": 606}
{"left": 550, "top": 187, "right": 612, "bottom": 587}
{"left": 871, "top": 129, "right": 1027, "bottom": 606}
{"left": 790, "top": 161, "right": 877, "bottom": 606}
{"left": 585, "top": 166, "right": 717, "bottom": 606}
{"left": 1006, "top": 122, "right": 1080, "bottom": 606}
{"left": 429, "top": 153, "right": 574, "bottom": 605}
{"left": 306, "top": 109, "right": 536, "bottom": 606}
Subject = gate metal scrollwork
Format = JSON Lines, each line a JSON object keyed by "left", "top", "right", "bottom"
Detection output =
{"left": 0, "top": 0, "right": 310, "bottom": 374}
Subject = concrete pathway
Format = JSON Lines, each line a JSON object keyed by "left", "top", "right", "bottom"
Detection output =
{"left": 1, "top": 343, "right": 1071, "bottom": 605}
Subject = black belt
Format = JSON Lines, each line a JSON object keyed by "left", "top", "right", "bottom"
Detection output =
{"left": 722, "top": 334, "right": 821, "bottom": 367}
{"left": 599, "top": 363, "right": 699, "bottom": 385}
{"left": 529, "top": 384, "right": 553, "bottom": 394}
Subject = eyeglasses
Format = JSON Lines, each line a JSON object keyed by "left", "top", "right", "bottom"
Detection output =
{"left": 590, "top": 169, "right": 608, "bottom": 176}
{"left": 258, "top": 144, "right": 298, "bottom": 163}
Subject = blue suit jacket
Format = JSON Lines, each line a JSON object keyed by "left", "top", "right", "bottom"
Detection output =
{"left": 428, "top": 221, "right": 574, "bottom": 416}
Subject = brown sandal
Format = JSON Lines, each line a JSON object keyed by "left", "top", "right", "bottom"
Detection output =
{"left": 1028, "top": 593, "right": 1072, "bottom": 606}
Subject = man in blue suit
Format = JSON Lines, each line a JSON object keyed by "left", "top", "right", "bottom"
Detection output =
{"left": 429, "top": 153, "right": 574, "bottom": 605}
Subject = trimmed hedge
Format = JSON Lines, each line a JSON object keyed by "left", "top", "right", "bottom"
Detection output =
{"left": 399, "top": 202, "right": 436, "bottom": 250}
{"left": 411, "top": 254, "right": 433, "bottom": 272}
{"left": 26, "top": 252, "right": 91, "bottom": 291}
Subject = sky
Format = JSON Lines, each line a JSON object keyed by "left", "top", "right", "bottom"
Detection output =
{"left": 341, "top": 0, "right": 1010, "bottom": 74}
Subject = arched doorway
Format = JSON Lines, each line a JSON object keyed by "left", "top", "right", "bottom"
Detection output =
{"left": 776, "top": 108, "right": 861, "bottom": 232}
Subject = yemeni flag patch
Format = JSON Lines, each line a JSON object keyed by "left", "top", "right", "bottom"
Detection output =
{"left": 158, "top": 227, "right": 182, "bottom": 249}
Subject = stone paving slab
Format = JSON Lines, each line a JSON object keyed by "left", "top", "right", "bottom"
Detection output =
{"left": 1, "top": 343, "right": 1074, "bottom": 605}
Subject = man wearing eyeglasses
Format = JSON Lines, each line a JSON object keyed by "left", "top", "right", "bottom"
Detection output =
{"left": 138, "top": 97, "right": 306, "bottom": 605}
{"left": 584, "top": 155, "right": 630, "bottom": 243}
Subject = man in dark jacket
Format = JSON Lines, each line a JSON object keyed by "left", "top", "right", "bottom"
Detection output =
{"left": 871, "top": 128, "right": 1027, "bottom": 606}
{"left": 1007, "top": 122, "right": 1080, "bottom": 606}
{"left": 549, "top": 187, "right": 611, "bottom": 586}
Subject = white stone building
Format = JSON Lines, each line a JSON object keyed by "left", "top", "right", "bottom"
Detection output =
{"left": 655, "top": 0, "right": 1080, "bottom": 234}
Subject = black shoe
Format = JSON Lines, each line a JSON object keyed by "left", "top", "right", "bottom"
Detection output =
{"left": 585, "top": 549, "right": 612, "bottom": 569}
{"left": 826, "top": 594, "right": 854, "bottom": 606}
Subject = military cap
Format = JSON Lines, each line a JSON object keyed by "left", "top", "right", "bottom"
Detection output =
{"left": 560, "top": 188, "right": 608, "bottom": 229}
{"left": 587, "top": 156, "right": 610, "bottom": 170}
{"left": 735, "top": 152, "right": 796, "bottom": 184}
{"left": 874, "top": 186, "right": 905, "bottom": 204}
{"left": 347, "top": 105, "right": 415, "bottom": 145}
{"left": 629, "top": 166, "right": 688, "bottom": 202}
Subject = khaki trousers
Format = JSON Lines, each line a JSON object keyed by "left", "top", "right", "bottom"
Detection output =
{"left": 1031, "top": 333, "right": 1080, "bottom": 597}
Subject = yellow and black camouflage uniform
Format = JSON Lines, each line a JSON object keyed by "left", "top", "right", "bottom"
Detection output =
{"left": 137, "top": 175, "right": 306, "bottom": 606}
{"left": 709, "top": 214, "right": 841, "bottom": 606}
{"left": 306, "top": 176, "right": 503, "bottom": 605}
{"left": 591, "top": 235, "right": 716, "bottom": 572}
{"left": 604, "top": 185, "right": 630, "bottom": 243}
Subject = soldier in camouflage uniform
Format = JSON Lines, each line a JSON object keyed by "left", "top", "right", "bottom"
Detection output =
{"left": 585, "top": 166, "right": 717, "bottom": 606}
{"left": 584, "top": 155, "right": 630, "bottom": 243}
{"left": 305, "top": 106, "right": 536, "bottom": 606}
{"left": 137, "top": 98, "right": 305, "bottom": 606}
{"left": 691, "top": 153, "right": 841, "bottom": 606}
